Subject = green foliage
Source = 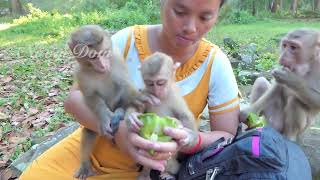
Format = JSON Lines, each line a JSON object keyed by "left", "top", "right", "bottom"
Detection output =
{"left": 255, "top": 52, "right": 278, "bottom": 71}
{"left": 10, "top": 138, "right": 33, "bottom": 160}
{"left": 222, "top": 10, "right": 257, "bottom": 24}
{"left": 0, "top": 1, "right": 160, "bottom": 46}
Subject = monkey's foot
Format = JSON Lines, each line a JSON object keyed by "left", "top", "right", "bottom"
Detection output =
{"left": 159, "top": 172, "right": 176, "bottom": 180}
{"left": 74, "top": 163, "right": 96, "bottom": 180}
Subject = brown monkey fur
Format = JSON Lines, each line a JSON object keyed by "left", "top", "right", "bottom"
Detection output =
{"left": 69, "top": 25, "right": 145, "bottom": 179}
{"left": 240, "top": 28, "right": 320, "bottom": 141}
{"left": 128, "top": 52, "right": 197, "bottom": 180}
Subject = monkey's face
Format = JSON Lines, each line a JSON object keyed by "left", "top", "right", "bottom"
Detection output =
{"left": 71, "top": 39, "right": 112, "bottom": 74}
{"left": 279, "top": 38, "right": 310, "bottom": 77}
{"left": 143, "top": 75, "right": 171, "bottom": 100}
{"left": 160, "top": 0, "right": 220, "bottom": 48}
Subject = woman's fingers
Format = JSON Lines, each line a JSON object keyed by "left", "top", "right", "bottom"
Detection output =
{"left": 163, "top": 127, "right": 188, "bottom": 140}
{"left": 127, "top": 145, "right": 166, "bottom": 172}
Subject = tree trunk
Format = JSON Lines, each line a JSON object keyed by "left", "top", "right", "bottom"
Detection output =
{"left": 10, "top": 0, "right": 24, "bottom": 15}
{"left": 270, "top": 0, "right": 279, "bottom": 13}
{"left": 279, "top": 0, "right": 283, "bottom": 10}
{"left": 290, "top": 0, "right": 299, "bottom": 14}
{"left": 316, "top": 0, "right": 320, "bottom": 10}
{"left": 252, "top": 0, "right": 256, "bottom": 16}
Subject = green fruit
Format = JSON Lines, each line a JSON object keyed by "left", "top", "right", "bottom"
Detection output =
{"left": 138, "top": 113, "right": 178, "bottom": 155}
{"left": 247, "top": 112, "right": 268, "bottom": 128}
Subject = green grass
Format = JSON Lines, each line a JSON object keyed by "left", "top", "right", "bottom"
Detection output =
{"left": 209, "top": 19, "right": 320, "bottom": 47}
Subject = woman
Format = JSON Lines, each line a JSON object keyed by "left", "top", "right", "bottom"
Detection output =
{"left": 20, "top": 0, "right": 239, "bottom": 179}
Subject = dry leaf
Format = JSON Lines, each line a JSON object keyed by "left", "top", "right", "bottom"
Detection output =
{"left": 28, "top": 108, "right": 39, "bottom": 116}
{"left": 0, "top": 129, "right": 2, "bottom": 140}
{"left": 0, "top": 112, "right": 9, "bottom": 121}
{"left": 48, "top": 89, "right": 59, "bottom": 97}
{"left": 1, "top": 76, "right": 12, "bottom": 84}
{"left": 9, "top": 136, "right": 26, "bottom": 144}
{"left": 11, "top": 113, "right": 25, "bottom": 126}
{"left": 0, "top": 168, "right": 17, "bottom": 180}
{"left": 0, "top": 161, "right": 6, "bottom": 168}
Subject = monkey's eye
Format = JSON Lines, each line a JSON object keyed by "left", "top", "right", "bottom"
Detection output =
{"left": 145, "top": 80, "right": 154, "bottom": 87}
{"left": 156, "top": 80, "right": 167, "bottom": 86}
{"left": 282, "top": 43, "right": 287, "bottom": 49}
{"left": 290, "top": 45, "right": 297, "bottom": 51}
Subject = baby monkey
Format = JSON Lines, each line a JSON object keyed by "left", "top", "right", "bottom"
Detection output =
{"left": 240, "top": 29, "right": 320, "bottom": 141}
{"left": 127, "top": 52, "right": 197, "bottom": 180}
{"left": 68, "top": 25, "right": 147, "bottom": 179}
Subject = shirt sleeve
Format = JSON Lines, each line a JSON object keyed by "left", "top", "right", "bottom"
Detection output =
{"left": 208, "top": 48, "right": 240, "bottom": 115}
{"left": 111, "top": 27, "right": 132, "bottom": 55}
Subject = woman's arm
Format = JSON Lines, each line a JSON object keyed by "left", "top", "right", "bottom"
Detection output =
{"left": 200, "top": 107, "right": 239, "bottom": 148}
{"left": 64, "top": 88, "right": 100, "bottom": 133}
{"left": 164, "top": 107, "right": 239, "bottom": 153}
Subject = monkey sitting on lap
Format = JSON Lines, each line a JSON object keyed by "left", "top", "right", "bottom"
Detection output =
{"left": 240, "top": 29, "right": 320, "bottom": 142}
{"left": 126, "top": 52, "right": 197, "bottom": 180}
{"left": 68, "top": 25, "right": 148, "bottom": 180}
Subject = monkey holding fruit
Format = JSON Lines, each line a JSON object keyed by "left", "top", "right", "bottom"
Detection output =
{"left": 240, "top": 29, "right": 320, "bottom": 141}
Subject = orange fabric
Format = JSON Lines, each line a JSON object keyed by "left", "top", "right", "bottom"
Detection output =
{"left": 123, "top": 27, "right": 132, "bottom": 60}
{"left": 20, "top": 128, "right": 139, "bottom": 180}
{"left": 208, "top": 97, "right": 239, "bottom": 110}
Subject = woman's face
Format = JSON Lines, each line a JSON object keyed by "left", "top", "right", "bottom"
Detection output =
{"left": 161, "top": 0, "right": 221, "bottom": 48}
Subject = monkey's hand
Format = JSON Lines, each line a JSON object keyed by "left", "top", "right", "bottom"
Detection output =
{"left": 126, "top": 112, "right": 143, "bottom": 132}
{"left": 100, "top": 118, "right": 113, "bottom": 137}
{"left": 138, "top": 91, "right": 161, "bottom": 106}
{"left": 239, "top": 106, "right": 256, "bottom": 123}
{"left": 272, "top": 67, "right": 302, "bottom": 89}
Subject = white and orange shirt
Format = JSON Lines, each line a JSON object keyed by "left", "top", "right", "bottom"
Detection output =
{"left": 112, "top": 25, "right": 239, "bottom": 123}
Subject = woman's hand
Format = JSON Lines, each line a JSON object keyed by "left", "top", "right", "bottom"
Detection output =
{"left": 163, "top": 126, "right": 200, "bottom": 153}
{"left": 114, "top": 121, "right": 178, "bottom": 172}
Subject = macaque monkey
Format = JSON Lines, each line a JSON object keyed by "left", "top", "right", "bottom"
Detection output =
{"left": 68, "top": 25, "right": 147, "bottom": 179}
{"left": 240, "top": 28, "right": 320, "bottom": 141}
{"left": 127, "top": 52, "right": 197, "bottom": 180}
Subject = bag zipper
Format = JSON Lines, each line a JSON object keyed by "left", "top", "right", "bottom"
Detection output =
{"left": 205, "top": 167, "right": 220, "bottom": 180}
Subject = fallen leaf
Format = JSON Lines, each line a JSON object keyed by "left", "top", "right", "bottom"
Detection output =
{"left": 11, "top": 113, "right": 26, "bottom": 126}
{"left": 48, "top": 89, "right": 59, "bottom": 97}
{"left": 9, "top": 136, "right": 26, "bottom": 144}
{"left": 0, "top": 168, "right": 14, "bottom": 180}
{"left": 1, "top": 76, "right": 12, "bottom": 84}
{"left": 0, "top": 161, "right": 6, "bottom": 168}
{"left": 32, "top": 118, "right": 47, "bottom": 128}
{"left": 28, "top": 108, "right": 39, "bottom": 116}
{"left": 0, "top": 53, "right": 4, "bottom": 59}
{"left": 0, "top": 112, "right": 9, "bottom": 121}
{"left": 21, "top": 116, "right": 35, "bottom": 128}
